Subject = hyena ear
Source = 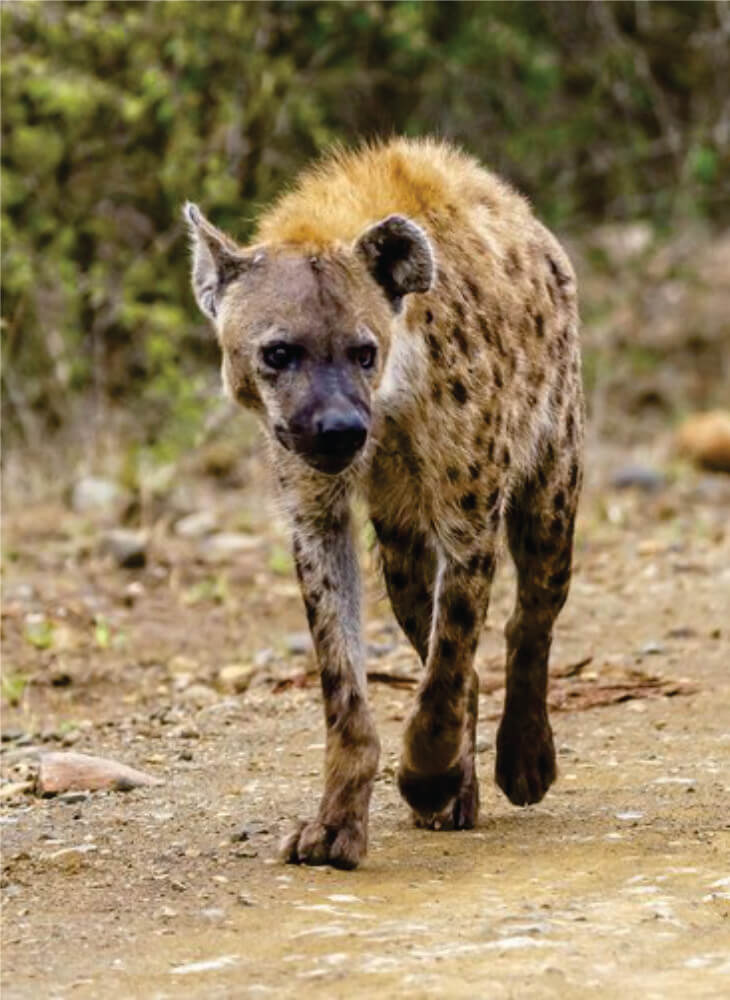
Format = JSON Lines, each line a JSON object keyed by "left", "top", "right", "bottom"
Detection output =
{"left": 354, "top": 214, "right": 434, "bottom": 311}
{"left": 183, "top": 202, "right": 251, "bottom": 321}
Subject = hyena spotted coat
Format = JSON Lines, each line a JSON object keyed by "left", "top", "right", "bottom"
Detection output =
{"left": 184, "top": 138, "right": 584, "bottom": 869}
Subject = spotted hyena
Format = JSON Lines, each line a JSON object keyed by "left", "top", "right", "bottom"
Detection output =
{"left": 184, "top": 138, "right": 584, "bottom": 869}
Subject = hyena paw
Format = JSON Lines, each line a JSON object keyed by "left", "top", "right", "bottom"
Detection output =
{"left": 398, "top": 761, "right": 463, "bottom": 817}
{"left": 280, "top": 817, "right": 366, "bottom": 870}
{"left": 406, "top": 755, "right": 479, "bottom": 831}
{"left": 495, "top": 711, "right": 556, "bottom": 806}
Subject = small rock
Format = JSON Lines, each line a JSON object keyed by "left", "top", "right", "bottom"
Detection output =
{"left": 178, "top": 683, "right": 218, "bottom": 708}
{"left": 284, "top": 631, "right": 313, "bottom": 656}
{"left": 0, "top": 781, "right": 34, "bottom": 800}
{"left": 593, "top": 221, "right": 653, "bottom": 265}
{"left": 123, "top": 581, "right": 145, "bottom": 606}
{"left": 174, "top": 510, "right": 218, "bottom": 539}
{"left": 37, "top": 751, "right": 163, "bottom": 795}
{"left": 611, "top": 464, "right": 665, "bottom": 492}
{"left": 217, "top": 664, "right": 256, "bottom": 694}
{"left": 70, "top": 477, "right": 124, "bottom": 514}
{"left": 666, "top": 626, "right": 696, "bottom": 639}
{"left": 231, "top": 820, "right": 269, "bottom": 843}
{"left": 639, "top": 641, "right": 665, "bottom": 655}
{"left": 201, "top": 532, "right": 261, "bottom": 563}
{"left": 7, "top": 583, "right": 36, "bottom": 602}
{"left": 101, "top": 529, "right": 148, "bottom": 569}
{"left": 253, "top": 648, "right": 274, "bottom": 669}
{"left": 57, "top": 791, "right": 90, "bottom": 805}
{"left": 675, "top": 410, "right": 730, "bottom": 473}
{"left": 167, "top": 655, "right": 199, "bottom": 676}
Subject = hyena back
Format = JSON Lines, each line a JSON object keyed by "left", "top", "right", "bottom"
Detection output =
{"left": 184, "top": 138, "right": 584, "bottom": 869}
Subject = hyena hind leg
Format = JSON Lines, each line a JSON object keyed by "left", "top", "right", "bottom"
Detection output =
{"left": 497, "top": 446, "right": 582, "bottom": 806}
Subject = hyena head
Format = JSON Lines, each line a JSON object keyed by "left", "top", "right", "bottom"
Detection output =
{"left": 184, "top": 204, "right": 434, "bottom": 475}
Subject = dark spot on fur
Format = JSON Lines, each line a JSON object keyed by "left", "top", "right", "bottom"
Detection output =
{"left": 425, "top": 309, "right": 434, "bottom": 324}
{"left": 447, "top": 466, "right": 460, "bottom": 483}
{"left": 453, "top": 325, "right": 469, "bottom": 355}
{"left": 320, "top": 668, "right": 338, "bottom": 701}
{"left": 427, "top": 333, "right": 442, "bottom": 361}
{"left": 431, "top": 382, "right": 443, "bottom": 403}
{"left": 322, "top": 575, "right": 332, "bottom": 590}
{"left": 304, "top": 599, "right": 317, "bottom": 627}
{"left": 450, "top": 379, "right": 468, "bottom": 405}
{"left": 493, "top": 365, "right": 503, "bottom": 389}
{"left": 569, "top": 460, "right": 579, "bottom": 490}
{"left": 438, "top": 637, "right": 456, "bottom": 662}
{"left": 465, "top": 277, "right": 482, "bottom": 304}
{"left": 411, "top": 532, "right": 426, "bottom": 562}
{"left": 547, "top": 254, "right": 570, "bottom": 287}
{"left": 468, "top": 462, "right": 481, "bottom": 481}
{"left": 460, "top": 492, "right": 478, "bottom": 514}
{"left": 503, "top": 446, "right": 511, "bottom": 467}
{"left": 553, "top": 489, "right": 565, "bottom": 511}
{"left": 453, "top": 298, "right": 466, "bottom": 322}
{"left": 481, "top": 552, "right": 494, "bottom": 575}
{"left": 447, "top": 593, "right": 476, "bottom": 633}
{"left": 487, "top": 439, "right": 495, "bottom": 462}
{"left": 549, "top": 566, "right": 571, "bottom": 589}
{"left": 478, "top": 315, "right": 492, "bottom": 345}
{"left": 565, "top": 412, "right": 575, "bottom": 442}
{"left": 505, "top": 247, "right": 522, "bottom": 277}
{"left": 483, "top": 410, "right": 492, "bottom": 426}
{"left": 535, "top": 312, "right": 544, "bottom": 337}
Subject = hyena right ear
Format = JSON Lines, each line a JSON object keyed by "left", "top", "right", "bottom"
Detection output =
{"left": 183, "top": 202, "right": 251, "bottom": 322}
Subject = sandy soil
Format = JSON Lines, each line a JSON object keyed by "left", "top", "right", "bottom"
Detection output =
{"left": 2, "top": 439, "right": 729, "bottom": 999}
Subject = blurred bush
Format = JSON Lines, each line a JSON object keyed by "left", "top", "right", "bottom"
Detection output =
{"left": 2, "top": 0, "right": 728, "bottom": 450}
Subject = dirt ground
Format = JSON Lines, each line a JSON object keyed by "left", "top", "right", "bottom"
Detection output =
{"left": 2, "top": 423, "right": 729, "bottom": 1000}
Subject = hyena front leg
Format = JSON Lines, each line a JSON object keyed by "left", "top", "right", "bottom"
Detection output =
{"left": 280, "top": 502, "right": 380, "bottom": 870}
{"left": 398, "top": 539, "right": 496, "bottom": 829}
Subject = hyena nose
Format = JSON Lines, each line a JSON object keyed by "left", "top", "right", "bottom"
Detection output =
{"left": 315, "top": 412, "right": 368, "bottom": 457}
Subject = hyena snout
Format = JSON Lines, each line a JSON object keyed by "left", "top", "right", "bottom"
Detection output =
{"left": 288, "top": 404, "right": 369, "bottom": 474}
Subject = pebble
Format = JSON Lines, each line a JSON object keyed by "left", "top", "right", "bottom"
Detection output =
{"left": 37, "top": 751, "right": 163, "bottom": 795}
{"left": 610, "top": 464, "right": 665, "bottom": 492}
{"left": 639, "top": 641, "right": 666, "bottom": 655}
{"left": 178, "top": 683, "right": 219, "bottom": 708}
{"left": 70, "top": 477, "right": 124, "bottom": 514}
{"left": 231, "top": 820, "right": 269, "bottom": 842}
{"left": 101, "top": 529, "right": 148, "bottom": 569}
{"left": 285, "top": 631, "right": 313, "bottom": 656}
{"left": 174, "top": 510, "right": 218, "bottom": 539}
{"left": 217, "top": 664, "right": 257, "bottom": 694}
{"left": 200, "top": 532, "right": 261, "bottom": 563}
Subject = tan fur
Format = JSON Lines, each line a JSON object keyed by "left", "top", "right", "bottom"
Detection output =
{"left": 185, "top": 137, "right": 585, "bottom": 869}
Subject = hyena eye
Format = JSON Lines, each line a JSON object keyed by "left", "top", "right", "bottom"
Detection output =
{"left": 262, "top": 343, "right": 301, "bottom": 371}
{"left": 351, "top": 345, "right": 376, "bottom": 370}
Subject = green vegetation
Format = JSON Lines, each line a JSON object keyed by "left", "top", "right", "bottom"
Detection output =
{"left": 2, "top": 1, "right": 728, "bottom": 450}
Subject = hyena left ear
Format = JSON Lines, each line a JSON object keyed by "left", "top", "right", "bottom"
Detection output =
{"left": 354, "top": 214, "right": 434, "bottom": 311}
{"left": 183, "top": 202, "right": 253, "bottom": 322}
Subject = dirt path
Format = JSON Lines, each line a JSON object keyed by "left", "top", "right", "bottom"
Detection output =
{"left": 2, "top": 453, "right": 729, "bottom": 999}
